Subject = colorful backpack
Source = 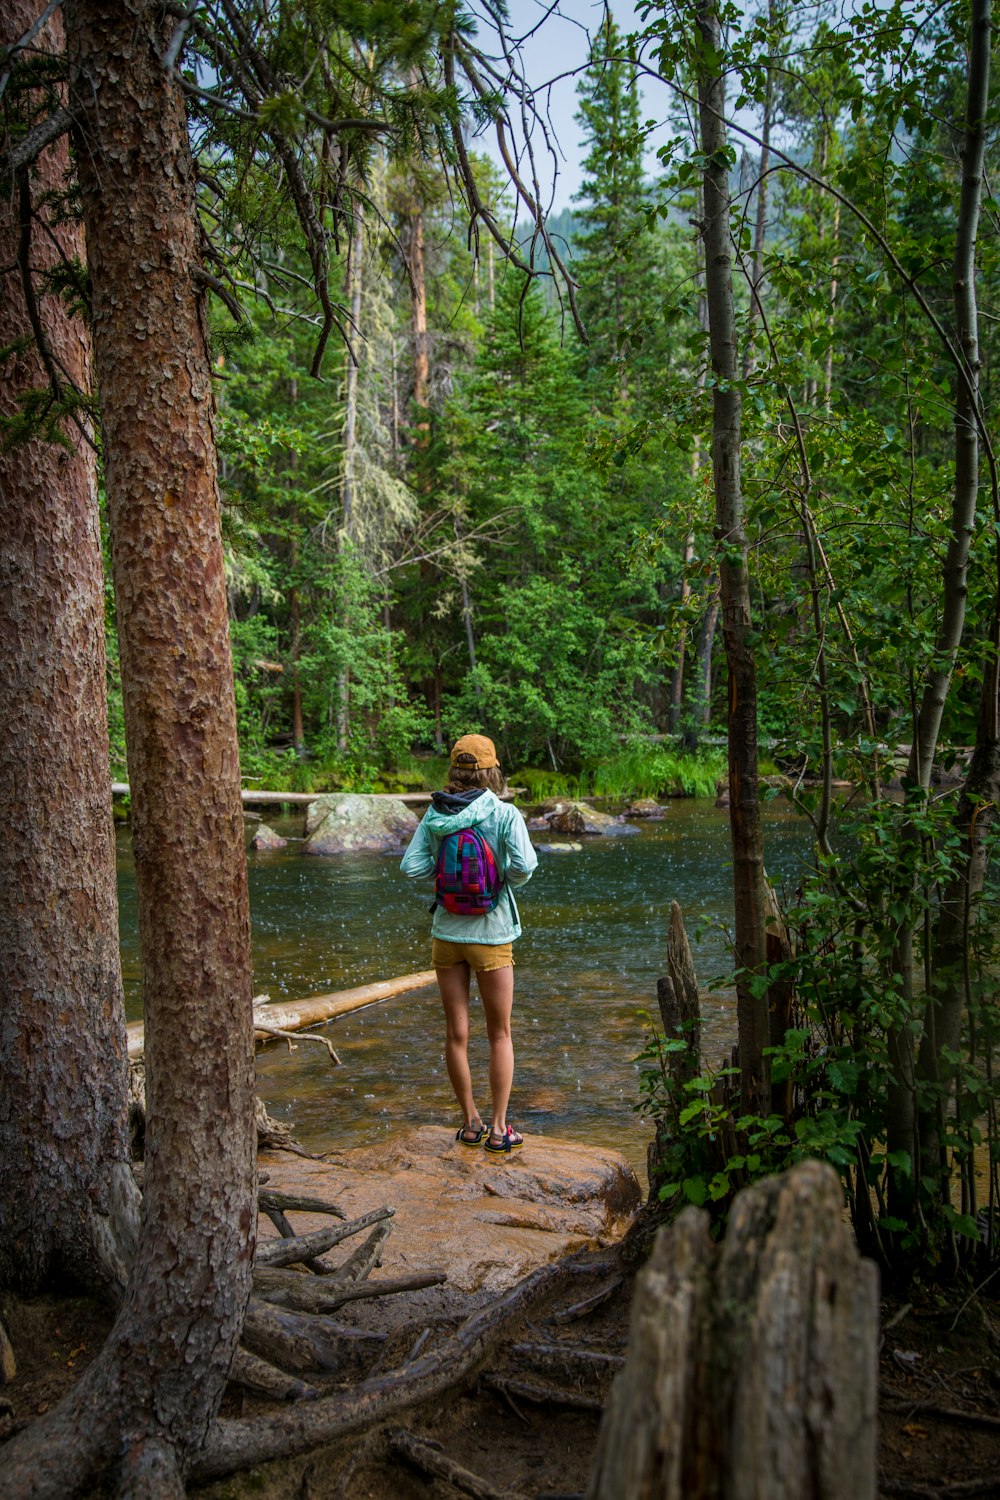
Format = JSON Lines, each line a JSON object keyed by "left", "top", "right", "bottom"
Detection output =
{"left": 432, "top": 827, "right": 502, "bottom": 915}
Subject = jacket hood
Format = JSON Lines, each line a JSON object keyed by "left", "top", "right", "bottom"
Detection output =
{"left": 424, "top": 787, "right": 496, "bottom": 833}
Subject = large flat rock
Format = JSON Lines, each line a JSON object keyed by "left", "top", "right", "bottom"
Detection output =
{"left": 258, "top": 1130, "right": 641, "bottom": 1299}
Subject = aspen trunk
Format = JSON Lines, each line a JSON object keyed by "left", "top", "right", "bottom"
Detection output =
{"left": 695, "top": 0, "right": 769, "bottom": 1111}
{"left": 0, "top": 0, "right": 139, "bottom": 1299}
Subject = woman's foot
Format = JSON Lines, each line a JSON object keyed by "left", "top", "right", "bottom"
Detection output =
{"left": 456, "top": 1119, "right": 487, "bottom": 1147}
{"left": 484, "top": 1124, "right": 523, "bottom": 1155}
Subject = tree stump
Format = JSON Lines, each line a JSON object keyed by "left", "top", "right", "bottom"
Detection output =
{"left": 587, "top": 1160, "right": 878, "bottom": 1500}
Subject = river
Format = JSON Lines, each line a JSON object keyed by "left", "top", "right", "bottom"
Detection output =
{"left": 116, "top": 799, "right": 811, "bottom": 1179}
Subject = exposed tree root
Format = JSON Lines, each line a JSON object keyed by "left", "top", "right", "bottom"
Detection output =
{"left": 229, "top": 1348, "right": 320, "bottom": 1402}
{"left": 545, "top": 1277, "right": 623, "bottom": 1326}
{"left": 191, "top": 1257, "right": 577, "bottom": 1483}
{"left": 389, "top": 1427, "right": 531, "bottom": 1500}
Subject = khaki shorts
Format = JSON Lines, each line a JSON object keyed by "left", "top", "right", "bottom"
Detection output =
{"left": 432, "top": 938, "right": 514, "bottom": 973}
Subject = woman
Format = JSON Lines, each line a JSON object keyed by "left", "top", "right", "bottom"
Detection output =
{"left": 400, "top": 734, "right": 537, "bottom": 1154}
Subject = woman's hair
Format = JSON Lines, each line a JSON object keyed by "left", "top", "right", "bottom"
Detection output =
{"left": 444, "top": 762, "right": 506, "bottom": 796}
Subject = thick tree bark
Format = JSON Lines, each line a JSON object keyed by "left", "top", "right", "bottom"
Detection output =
{"left": 695, "top": 1, "right": 769, "bottom": 1111}
{"left": 2, "top": 3, "right": 257, "bottom": 1493}
{"left": 0, "top": 0, "right": 139, "bottom": 1299}
{"left": 587, "top": 1162, "right": 878, "bottom": 1500}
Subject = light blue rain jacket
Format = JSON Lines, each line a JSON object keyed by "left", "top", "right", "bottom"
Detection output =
{"left": 400, "top": 788, "right": 538, "bottom": 943}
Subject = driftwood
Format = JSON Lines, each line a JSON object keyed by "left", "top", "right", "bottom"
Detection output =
{"left": 255, "top": 1207, "right": 394, "bottom": 1268}
{"left": 125, "top": 970, "right": 437, "bottom": 1060}
{"left": 192, "top": 1256, "right": 578, "bottom": 1482}
{"left": 656, "top": 901, "right": 702, "bottom": 1090}
{"left": 587, "top": 1161, "right": 879, "bottom": 1500}
{"left": 389, "top": 1429, "right": 530, "bottom": 1500}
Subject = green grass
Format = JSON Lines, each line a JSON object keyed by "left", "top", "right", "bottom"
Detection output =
{"left": 512, "top": 745, "right": 727, "bottom": 803}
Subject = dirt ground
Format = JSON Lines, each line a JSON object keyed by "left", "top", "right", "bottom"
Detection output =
{"left": 2, "top": 1247, "right": 998, "bottom": 1498}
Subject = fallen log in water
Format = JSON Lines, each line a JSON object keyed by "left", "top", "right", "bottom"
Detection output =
{"left": 126, "top": 971, "right": 437, "bottom": 1061}
{"left": 111, "top": 781, "right": 431, "bottom": 807}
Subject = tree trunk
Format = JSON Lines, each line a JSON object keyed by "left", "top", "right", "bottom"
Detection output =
{"left": 587, "top": 1162, "right": 878, "bottom": 1500}
{"left": 695, "top": 0, "right": 769, "bottom": 1111}
{"left": 410, "top": 206, "right": 429, "bottom": 413}
{"left": 891, "top": 0, "right": 991, "bottom": 1208}
{"left": 0, "top": 0, "right": 139, "bottom": 1299}
{"left": 1, "top": 4, "right": 257, "bottom": 1492}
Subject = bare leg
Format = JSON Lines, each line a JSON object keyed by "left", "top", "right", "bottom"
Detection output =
{"left": 478, "top": 964, "right": 515, "bottom": 1137}
{"left": 437, "top": 963, "right": 482, "bottom": 1130}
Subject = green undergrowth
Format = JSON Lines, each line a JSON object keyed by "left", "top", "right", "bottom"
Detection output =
{"left": 516, "top": 744, "right": 728, "bottom": 802}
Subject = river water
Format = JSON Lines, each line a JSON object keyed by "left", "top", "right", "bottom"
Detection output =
{"left": 116, "top": 800, "right": 811, "bottom": 1178}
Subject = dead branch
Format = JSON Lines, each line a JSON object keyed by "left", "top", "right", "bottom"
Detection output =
{"left": 509, "top": 1341, "right": 625, "bottom": 1377}
{"left": 258, "top": 1188, "right": 346, "bottom": 1221}
{"left": 330, "top": 1220, "right": 392, "bottom": 1283}
{"left": 389, "top": 1428, "right": 530, "bottom": 1500}
{"left": 255, "top": 1206, "right": 394, "bottom": 1268}
{"left": 192, "top": 1257, "right": 576, "bottom": 1482}
{"left": 252, "top": 1267, "right": 447, "bottom": 1315}
{"left": 480, "top": 1372, "right": 605, "bottom": 1412}
{"left": 252, "top": 1022, "right": 342, "bottom": 1066}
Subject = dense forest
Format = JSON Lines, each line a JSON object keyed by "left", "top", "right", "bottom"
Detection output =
{"left": 1, "top": 0, "right": 999, "bottom": 1494}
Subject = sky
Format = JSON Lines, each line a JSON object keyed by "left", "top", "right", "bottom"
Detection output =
{"left": 467, "top": 1, "right": 667, "bottom": 212}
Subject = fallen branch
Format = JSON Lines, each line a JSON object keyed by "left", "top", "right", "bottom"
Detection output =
{"left": 879, "top": 1396, "right": 1000, "bottom": 1430}
{"left": 480, "top": 1372, "right": 605, "bottom": 1412}
{"left": 252, "top": 1022, "right": 342, "bottom": 1066}
{"left": 192, "top": 1257, "right": 576, "bottom": 1482}
{"left": 331, "top": 1220, "right": 393, "bottom": 1283}
{"left": 509, "top": 1341, "right": 625, "bottom": 1377}
{"left": 258, "top": 1188, "right": 346, "bottom": 1221}
{"left": 255, "top": 1207, "right": 394, "bottom": 1268}
{"left": 260, "top": 1203, "right": 341, "bottom": 1277}
{"left": 252, "top": 1268, "right": 447, "bottom": 1315}
{"left": 389, "top": 1428, "right": 530, "bottom": 1500}
{"left": 878, "top": 1478, "right": 1000, "bottom": 1499}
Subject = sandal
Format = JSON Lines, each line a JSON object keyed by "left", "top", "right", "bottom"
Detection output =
{"left": 456, "top": 1120, "right": 487, "bottom": 1147}
{"left": 484, "top": 1125, "right": 523, "bottom": 1155}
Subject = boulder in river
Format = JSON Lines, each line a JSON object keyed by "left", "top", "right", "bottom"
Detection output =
{"left": 252, "top": 823, "right": 288, "bottom": 851}
{"left": 304, "top": 793, "right": 418, "bottom": 855}
{"left": 258, "top": 1129, "right": 641, "bottom": 1299}
{"left": 535, "top": 841, "right": 583, "bottom": 854}
{"left": 538, "top": 799, "right": 639, "bottom": 836}
{"left": 625, "top": 797, "right": 667, "bottom": 819}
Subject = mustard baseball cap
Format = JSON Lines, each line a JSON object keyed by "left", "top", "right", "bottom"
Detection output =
{"left": 449, "top": 734, "right": 500, "bottom": 769}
